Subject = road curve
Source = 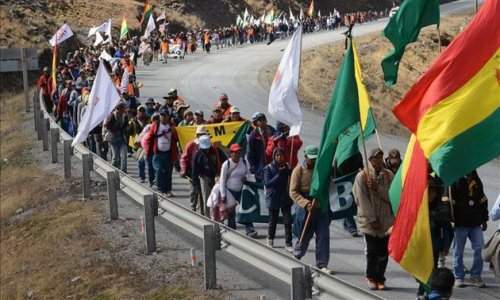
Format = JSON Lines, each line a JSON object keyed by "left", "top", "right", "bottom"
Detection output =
{"left": 135, "top": 1, "right": 499, "bottom": 299}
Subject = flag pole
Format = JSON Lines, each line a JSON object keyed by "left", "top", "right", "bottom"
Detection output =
{"left": 437, "top": 25, "right": 442, "bottom": 53}
{"left": 374, "top": 128, "right": 383, "bottom": 151}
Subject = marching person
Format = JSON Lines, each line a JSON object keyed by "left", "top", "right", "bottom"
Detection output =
{"left": 104, "top": 101, "right": 129, "bottom": 172}
{"left": 265, "top": 122, "right": 303, "bottom": 169}
{"left": 247, "top": 112, "right": 274, "bottom": 181}
{"left": 38, "top": 66, "right": 54, "bottom": 113}
{"left": 216, "top": 93, "right": 233, "bottom": 117}
{"left": 451, "top": 170, "right": 489, "bottom": 288}
{"left": 385, "top": 149, "right": 402, "bottom": 174}
{"left": 484, "top": 194, "right": 500, "bottom": 280}
{"left": 219, "top": 144, "right": 250, "bottom": 231}
{"left": 145, "top": 108, "right": 179, "bottom": 196}
{"left": 352, "top": 148, "right": 394, "bottom": 290}
{"left": 290, "top": 145, "right": 333, "bottom": 273}
{"left": 264, "top": 147, "right": 293, "bottom": 251}
{"left": 180, "top": 126, "right": 209, "bottom": 213}
{"left": 192, "top": 135, "right": 225, "bottom": 217}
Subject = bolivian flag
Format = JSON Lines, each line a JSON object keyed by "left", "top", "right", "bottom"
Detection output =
{"left": 141, "top": 1, "right": 153, "bottom": 25}
{"left": 388, "top": 135, "right": 433, "bottom": 283}
{"left": 120, "top": 17, "right": 129, "bottom": 40}
{"left": 393, "top": 0, "right": 500, "bottom": 185}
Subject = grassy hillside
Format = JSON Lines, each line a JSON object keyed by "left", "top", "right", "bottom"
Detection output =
{"left": 0, "top": 0, "right": 395, "bottom": 49}
{"left": 260, "top": 11, "right": 475, "bottom": 136}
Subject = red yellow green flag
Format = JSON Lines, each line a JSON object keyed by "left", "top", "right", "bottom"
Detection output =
{"left": 393, "top": 0, "right": 500, "bottom": 185}
{"left": 140, "top": 1, "right": 153, "bottom": 25}
{"left": 388, "top": 135, "right": 433, "bottom": 283}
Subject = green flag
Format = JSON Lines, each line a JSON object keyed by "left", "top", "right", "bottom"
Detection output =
{"left": 120, "top": 17, "right": 129, "bottom": 40}
{"left": 381, "top": 0, "right": 440, "bottom": 85}
{"left": 310, "top": 39, "right": 375, "bottom": 212}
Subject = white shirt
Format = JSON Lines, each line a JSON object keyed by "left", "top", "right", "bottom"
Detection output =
{"left": 157, "top": 123, "right": 172, "bottom": 151}
{"left": 219, "top": 158, "right": 249, "bottom": 199}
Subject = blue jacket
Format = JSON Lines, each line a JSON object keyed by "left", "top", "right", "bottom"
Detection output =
{"left": 263, "top": 161, "right": 292, "bottom": 209}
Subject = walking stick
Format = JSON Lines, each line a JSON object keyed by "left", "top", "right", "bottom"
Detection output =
{"left": 299, "top": 199, "right": 316, "bottom": 246}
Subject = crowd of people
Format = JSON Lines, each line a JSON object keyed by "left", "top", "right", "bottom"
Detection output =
{"left": 135, "top": 7, "right": 391, "bottom": 63}
{"left": 35, "top": 5, "right": 500, "bottom": 300}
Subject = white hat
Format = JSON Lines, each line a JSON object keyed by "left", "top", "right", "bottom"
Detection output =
{"left": 195, "top": 126, "right": 208, "bottom": 135}
{"left": 230, "top": 106, "right": 240, "bottom": 113}
{"left": 198, "top": 135, "right": 211, "bottom": 149}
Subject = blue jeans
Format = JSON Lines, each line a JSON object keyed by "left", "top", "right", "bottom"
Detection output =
{"left": 453, "top": 226, "right": 484, "bottom": 279}
{"left": 343, "top": 214, "right": 358, "bottom": 233}
{"left": 110, "top": 140, "right": 127, "bottom": 172}
{"left": 293, "top": 210, "right": 331, "bottom": 268}
{"left": 153, "top": 151, "right": 172, "bottom": 193}
{"left": 138, "top": 155, "right": 155, "bottom": 184}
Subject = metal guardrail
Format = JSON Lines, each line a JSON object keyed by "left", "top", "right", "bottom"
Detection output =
{"left": 33, "top": 89, "right": 383, "bottom": 300}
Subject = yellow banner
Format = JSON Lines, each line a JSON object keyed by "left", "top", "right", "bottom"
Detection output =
{"left": 176, "top": 121, "right": 246, "bottom": 151}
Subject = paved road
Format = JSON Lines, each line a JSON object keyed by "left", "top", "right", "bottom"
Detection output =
{"left": 134, "top": 1, "right": 499, "bottom": 299}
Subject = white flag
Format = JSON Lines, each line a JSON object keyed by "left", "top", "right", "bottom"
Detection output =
{"left": 94, "top": 32, "right": 104, "bottom": 47}
{"left": 99, "top": 50, "right": 113, "bottom": 62}
{"left": 143, "top": 14, "right": 156, "bottom": 39}
{"left": 49, "top": 23, "right": 74, "bottom": 47}
{"left": 268, "top": 25, "right": 303, "bottom": 136}
{"left": 299, "top": 8, "right": 304, "bottom": 20}
{"left": 72, "top": 61, "right": 121, "bottom": 146}
{"left": 318, "top": 10, "right": 321, "bottom": 18}
{"left": 88, "top": 19, "right": 111, "bottom": 38}
{"left": 289, "top": 8, "right": 295, "bottom": 22}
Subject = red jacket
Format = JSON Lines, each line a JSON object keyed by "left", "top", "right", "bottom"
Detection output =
{"left": 144, "top": 121, "right": 179, "bottom": 161}
{"left": 180, "top": 139, "right": 199, "bottom": 176}
{"left": 37, "top": 74, "right": 53, "bottom": 96}
{"left": 265, "top": 135, "right": 303, "bottom": 169}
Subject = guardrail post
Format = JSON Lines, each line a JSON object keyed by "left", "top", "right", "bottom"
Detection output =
{"left": 37, "top": 110, "right": 43, "bottom": 140}
{"left": 21, "top": 48, "right": 30, "bottom": 113}
{"left": 63, "top": 139, "right": 72, "bottom": 179}
{"left": 213, "top": 223, "right": 221, "bottom": 250}
{"left": 41, "top": 118, "right": 49, "bottom": 151}
{"left": 291, "top": 267, "right": 306, "bottom": 300}
{"left": 82, "top": 153, "right": 92, "bottom": 199}
{"left": 203, "top": 224, "right": 217, "bottom": 290}
{"left": 50, "top": 127, "right": 59, "bottom": 163}
{"left": 152, "top": 193, "right": 159, "bottom": 217}
{"left": 143, "top": 194, "right": 156, "bottom": 254}
{"left": 303, "top": 266, "right": 312, "bottom": 299}
{"left": 107, "top": 171, "right": 119, "bottom": 220}
{"left": 33, "top": 95, "right": 39, "bottom": 132}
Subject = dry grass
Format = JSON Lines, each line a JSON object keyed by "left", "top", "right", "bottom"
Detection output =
{"left": 0, "top": 90, "right": 224, "bottom": 299}
{"left": 0, "top": 92, "right": 58, "bottom": 221}
{"left": 260, "top": 12, "right": 475, "bottom": 136}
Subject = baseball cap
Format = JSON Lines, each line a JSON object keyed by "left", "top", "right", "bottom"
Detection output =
{"left": 145, "top": 98, "right": 155, "bottom": 105}
{"left": 251, "top": 112, "right": 265, "bottom": 122}
{"left": 229, "top": 143, "right": 242, "bottom": 152}
{"left": 304, "top": 145, "right": 319, "bottom": 159}
{"left": 230, "top": 106, "right": 240, "bottom": 113}
{"left": 198, "top": 135, "right": 211, "bottom": 149}
{"left": 194, "top": 110, "right": 204, "bottom": 116}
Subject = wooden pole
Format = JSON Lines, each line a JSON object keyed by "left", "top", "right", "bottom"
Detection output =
{"left": 437, "top": 26, "right": 442, "bottom": 53}
{"left": 299, "top": 199, "right": 315, "bottom": 246}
